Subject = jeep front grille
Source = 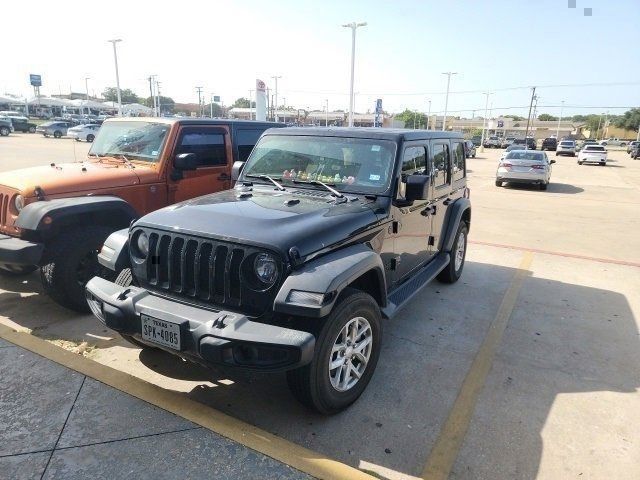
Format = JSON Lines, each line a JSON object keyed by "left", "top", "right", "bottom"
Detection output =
{"left": 0, "top": 193, "right": 8, "bottom": 226}
{"left": 140, "top": 231, "right": 280, "bottom": 314}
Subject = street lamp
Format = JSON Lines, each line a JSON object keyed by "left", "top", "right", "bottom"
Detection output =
{"left": 556, "top": 100, "right": 564, "bottom": 138}
{"left": 107, "top": 39, "right": 123, "bottom": 116}
{"left": 441, "top": 72, "right": 458, "bottom": 131}
{"left": 479, "top": 92, "right": 493, "bottom": 152}
{"left": 84, "top": 77, "right": 90, "bottom": 115}
{"left": 342, "top": 21, "right": 367, "bottom": 127}
{"left": 271, "top": 75, "right": 282, "bottom": 122}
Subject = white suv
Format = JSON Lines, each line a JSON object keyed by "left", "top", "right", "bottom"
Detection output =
{"left": 556, "top": 140, "right": 576, "bottom": 157}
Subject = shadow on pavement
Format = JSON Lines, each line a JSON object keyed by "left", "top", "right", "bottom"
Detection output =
{"left": 502, "top": 182, "right": 584, "bottom": 194}
{"left": 1, "top": 260, "right": 637, "bottom": 479}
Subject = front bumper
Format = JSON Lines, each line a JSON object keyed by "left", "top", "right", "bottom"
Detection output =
{"left": 67, "top": 132, "right": 80, "bottom": 139}
{"left": 0, "top": 234, "right": 44, "bottom": 266}
{"left": 85, "top": 277, "right": 316, "bottom": 372}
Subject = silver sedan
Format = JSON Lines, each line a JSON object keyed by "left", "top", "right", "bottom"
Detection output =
{"left": 495, "top": 150, "right": 555, "bottom": 191}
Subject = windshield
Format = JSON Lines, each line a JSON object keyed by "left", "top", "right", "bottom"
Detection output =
{"left": 506, "top": 145, "right": 524, "bottom": 151}
{"left": 89, "top": 121, "right": 170, "bottom": 162}
{"left": 242, "top": 135, "right": 397, "bottom": 195}
{"left": 505, "top": 151, "right": 545, "bottom": 161}
{"left": 560, "top": 141, "right": 574, "bottom": 146}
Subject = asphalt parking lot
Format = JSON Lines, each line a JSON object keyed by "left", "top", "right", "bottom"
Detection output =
{"left": 1, "top": 133, "right": 639, "bottom": 479}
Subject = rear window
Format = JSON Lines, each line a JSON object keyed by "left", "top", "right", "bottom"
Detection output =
{"left": 560, "top": 141, "right": 574, "bottom": 146}
{"left": 505, "top": 151, "right": 545, "bottom": 161}
{"left": 584, "top": 146, "right": 605, "bottom": 152}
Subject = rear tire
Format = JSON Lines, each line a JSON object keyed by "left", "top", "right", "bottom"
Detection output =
{"left": 28, "top": 126, "right": 36, "bottom": 133}
{"left": 437, "top": 222, "right": 468, "bottom": 284}
{"left": 578, "top": 161, "right": 583, "bottom": 165}
{"left": 53, "top": 130, "right": 62, "bottom": 138}
{"left": 495, "top": 180, "right": 502, "bottom": 187}
{"left": 286, "top": 288, "right": 382, "bottom": 414}
{"left": 40, "top": 226, "right": 115, "bottom": 312}
{"left": 0, "top": 126, "right": 9, "bottom": 136}
{"left": 600, "top": 162, "right": 606, "bottom": 166}
{"left": 540, "top": 183, "right": 548, "bottom": 191}
{"left": 86, "top": 134, "right": 95, "bottom": 143}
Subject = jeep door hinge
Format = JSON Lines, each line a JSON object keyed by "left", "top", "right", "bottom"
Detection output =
{"left": 390, "top": 255, "right": 400, "bottom": 270}
{"left": 392, "top": 221, "right": 400, "bottom": 234}
{"left": 428, "top": 235, "right": 435, "bottom": 246}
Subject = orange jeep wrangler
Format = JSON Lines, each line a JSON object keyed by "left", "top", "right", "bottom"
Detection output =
{"left": 0, "top": 117, "right": 281, "bottom": 311}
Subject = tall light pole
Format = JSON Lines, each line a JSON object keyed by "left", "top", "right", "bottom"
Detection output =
{"left": 325, "top": 99, "right": 329, "bottom": 126}
{"left": 427, "top": 99, "right": 431, "bottom": 130}
{"left": 195, "top": 87, "right": 203, "bottom": 117}
{"left": 556, "top": 100, "right": 564, "bottom": 138}
{"left": 342, "top": 21, "right": 367, "bottom": 127}
{"left": 107, "top": 39, "right": 122, "bottom": 116}
{"left": 441, "top": 71, "right": 457, "bottom": 131}
{"left": 271, "top": 75, "right": 281, "bottom": 122}
{"left": 248, "top": 89, "right": 254, "bottom": 120}
{"left": 84, "top": 77, "right": 90, "bottom": 115}
{"left": 524, "top": 87, "right": 537, "bottom": 149}
{"left": 480, "top": 92, "right": 493, "bottom": 152}
{"left": 282, "top": 97, "right": 287, "bottom": 123}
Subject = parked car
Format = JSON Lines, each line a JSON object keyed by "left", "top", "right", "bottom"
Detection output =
{"left": 512, "top": 137, "right": 536, "bottom": 150}
{"left": 556, "top": 140, "right": 576, "bottom": 156}
{"left": 67, "top": 124, "right": 101, "bottom": 142}
{"left": 578, "top": 144, "right": 608, "bottom": 166}
{"left": 541, "top": 137, "right": 558, "bottom": 151}
{"left": 500, "top": 144, "right": 527, "bottom": 160}
{"left": 471, "top": 135, "right": 482, "bottom": 146}
{"left": 501, "top": 136, "right": 516, "bottom": 148}
{"left": 600, "top": 137, "right": 627, "bottom": 147}
{"left": 86, "top": 128, "right": 472, "bottom": 413}
{"left": 483, "top": 135, "right": 502, "bottom": 148}
{"left": 464, "top": 140, "right": 476, "bottom": 158}
{"left": 630, "top": 144, "right": 640, "bottom": 159}
{"left": 626, "top": 140, "right": 639, "bottom": 154}
{"left": 0, "top": 117, "right": 282, "bottom": 311}
{"left": 10, "top": 118, "right": 37, "bottom": 133}
{"left": 495, "top": 149, "right": 555, "bottom": 190}
{"left": 36, "top": 121, "right": 73, "bottom": 138}
{"left": 0, "top": 116, "right": 13, "bottom": 136}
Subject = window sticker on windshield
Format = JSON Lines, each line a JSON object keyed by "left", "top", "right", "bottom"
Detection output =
{"left": 151, "top": 151, "right": 158, "bottom": 156}
{"left": 371, "top": 145, "right": 380, "bottom": 152}
{"left": 369, "top": 174, "right": 381, "bottom": 181}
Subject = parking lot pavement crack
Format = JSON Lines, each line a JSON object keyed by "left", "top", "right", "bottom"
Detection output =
{"left": 54, "top": 426, "right": 204, "bottom": 452}
{"left": 0, "top": 448, "right": 53, "bottom": 459}
{"left": 39, "top": 376, "right": 86, "bottom": 480}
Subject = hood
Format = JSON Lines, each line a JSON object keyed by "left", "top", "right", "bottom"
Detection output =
{"left": 136, "top": 187, "right": 383, "bottom": 259}
{"left": 0, "top": 161, "right": 143, "bottom": 197}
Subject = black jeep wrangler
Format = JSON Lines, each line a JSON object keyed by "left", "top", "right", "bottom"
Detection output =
{"left": 86, "top": 128, "right": 471, "bottom": 413}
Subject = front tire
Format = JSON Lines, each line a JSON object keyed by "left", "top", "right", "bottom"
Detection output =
{"left": 86, "top": 134, "right": 95, "bottom": 142}
{"left": 0, "top": 126, "right": 9, "bottom": 136}
{"left": 286, "top": 288, "right": 382, "bottom": 414}
{"left": 437, "top": 222, "right": 468, "bottom": 284}
{"left": 40, "top": 226, "right": 115, "bottom": 312}
{"left": 53, "top": 130, "right": 62, "bottom": 138}
{"left": 29, "top": 126, "right": 36, "bottom": 133}
{"left": 495, "top": 180, "right": 502, "bottom": 187}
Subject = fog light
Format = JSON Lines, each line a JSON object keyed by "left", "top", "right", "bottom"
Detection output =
{"left": 286, "top": 290, "right": 326, "bottom": 306}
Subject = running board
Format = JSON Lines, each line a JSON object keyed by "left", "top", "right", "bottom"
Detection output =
{"left": 382, "top": 252, "right": 450, "bottom": 319}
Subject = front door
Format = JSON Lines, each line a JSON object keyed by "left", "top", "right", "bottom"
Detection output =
{"left": 169, "top": 125, "right": 233, "bottom": 204}
{"left": 394, "top": 144, "right": 434, "bottom": 282}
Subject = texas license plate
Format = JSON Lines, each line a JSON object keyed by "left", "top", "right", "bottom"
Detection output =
{"left": 141, "top": 314, "right": 181, "bottom": 350}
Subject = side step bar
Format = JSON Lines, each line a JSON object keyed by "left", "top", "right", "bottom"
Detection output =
{"left": 381, "top": 252, "right": 450, "bottom": 319}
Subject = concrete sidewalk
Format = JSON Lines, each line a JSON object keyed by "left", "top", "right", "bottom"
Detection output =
{"left": 0, "top": 338, "right": 310, "bottom": 480}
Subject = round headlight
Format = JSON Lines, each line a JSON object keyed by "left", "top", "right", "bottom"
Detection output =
{"left": 14, "top": 195, "right": 24, "bottom": 212}
{"left": 254, "top": 253, "right": 278, "bottom": 286}
{"left": 135, "top": 231, "right": 149, "bottom": 258}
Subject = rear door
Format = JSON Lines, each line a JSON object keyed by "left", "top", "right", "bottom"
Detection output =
{"left": 429, "top": 139, "right": 454, "bottom": 253}
{"left": 169, "top": 125, "right": 233, "bottom": 203}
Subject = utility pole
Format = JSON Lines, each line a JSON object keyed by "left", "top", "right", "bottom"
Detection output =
{"left": 271, "top": 75, "right": 281, "bottom": 122}
{"left": 248, "top": 89, "right": 254, "bottom": 120}
{"left": 342, "top": 22, "right": 367, "bottom": 127}
{"left": 441, "top": 71, "right": 458, "bottom": 131}
{"left": 283, "top": 97, "right": 287, "bottom": 123}
{"left": 325, "top": 99, "right": 329, "bottom": 126}
{"left": 84, "top": 77, "right": 90, "bottom": 115}
{"left": 147, "top": 76, "right": 156, "bottom": 116}
{"left": 107, "top": 39, "right": 123, "bottom": 116}
{"left": 524, "top": 87, "right": 536, "bottom": 150}
{"left": 603, "top": 111, "right": 609, "bottom": 139}
{"left": 427, "top": 99, "right": 431, "bottom": 130}
{"left": 210, "top": 94, "right": 214, "bottom": 118}
{"left": 556, "top": 100, "right": 564, "bottom": 138}
{"left": 596, "top": 114, "right": 603, "bottom": 140}
{"left": 480, "top": 92, "right": 493, "bottom": 152}
{"left": 195, "top": 86, "right": 203, "bottom": 117}
{"left": 156, "top": 81, "right": 162, "bottom": 116}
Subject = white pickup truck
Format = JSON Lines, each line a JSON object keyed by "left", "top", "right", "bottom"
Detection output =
{"left": 600, "top": 137, "right": 627, "bottom": 147}
{"left": 578, "top": 144, "right": 608, "bottom": 166}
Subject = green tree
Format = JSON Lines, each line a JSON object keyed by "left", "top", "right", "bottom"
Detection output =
{"left": 231, "top": 97, "right": 255, "bottom": 108}
{"left": 204, "top": 102, "right": 224, "bottom": 117}
{"left": 102, "top": 87, "right": 140, "bottom": 104}
{"left": 537, "top": 113, "right": 558, "bottom": 121}
{"left": 144, "top": 96, "right": 175, "bottom": 114}
{"left": 613, "top": 108, "right": 640, "bottom": 131}
{"left": 504, "top": 115, "right": 525, "bottom": 121}
{"left": 396, "top": 109, "right": 427, "bottom": 129}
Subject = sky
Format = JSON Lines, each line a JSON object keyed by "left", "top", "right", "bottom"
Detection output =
{"left": 2, "top": 0, "right": 639, "bottom": 118}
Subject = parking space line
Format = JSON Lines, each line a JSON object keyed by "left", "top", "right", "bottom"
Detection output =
{"left": 421, "top": 252, "right": 534, "bottom": 480}
{"left": 470, "top": 240, "right": 640, "bottom": 268}
{"left": 0, "top": 324, "right": 375, "bottom": 480}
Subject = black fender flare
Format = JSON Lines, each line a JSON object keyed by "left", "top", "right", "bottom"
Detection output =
{"left": 441, "top": 197, "right": 471, "bottom": 252}
{"left": 16, "top": 196, "right": 138, "bottom": 233}
{"left": 273, "top": 243, "right": 386, "bottom": 318}
{"left": 97, "top": 228, "right": 130, "bottom": 272}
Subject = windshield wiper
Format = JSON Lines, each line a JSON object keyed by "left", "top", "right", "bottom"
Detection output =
{"left": 109, "top": 153, "right": 134, "bottom": 168}
{"left": 245, "top": 174, "right": 285, "bottom": 191}
{"left": 293, "top": 179, "right": 344, "bottom": 198}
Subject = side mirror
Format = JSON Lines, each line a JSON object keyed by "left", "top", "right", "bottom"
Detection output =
{"left": 550, "top": 159, "right": 556, "bottom": 164}
{"left": 405, "top": 174, "right": 430, "bottom": 201}
{"left": 231, "top": 161, "right": 245, "bottom": 181}
{"left": 174, "top": 153, "right": 198, "bottom": 170}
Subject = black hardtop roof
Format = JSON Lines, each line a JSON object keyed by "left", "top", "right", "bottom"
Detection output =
{"left": 174, "top": 118, "right": 282, "bottom": 127}
{"left": 263, "top": 126, "right": 463, "bottom": 142}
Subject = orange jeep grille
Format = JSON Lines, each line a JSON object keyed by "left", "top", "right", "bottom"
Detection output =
{"left": 0, "top": 187, "right": 19, "bottom": 233}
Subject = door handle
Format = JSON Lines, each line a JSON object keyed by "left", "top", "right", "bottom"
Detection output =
{"left": 421, "top": 205, "right": 436, "bottom": 217}
{"left": 443, "top": 197, "right": 452, "bottom": 206}
{"left": 218, "top": 173, "right": 230, "bottom": 181}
